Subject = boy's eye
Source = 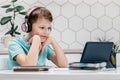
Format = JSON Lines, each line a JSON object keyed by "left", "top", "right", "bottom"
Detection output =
{"left": 39, "top": 27, "right": 52, "bottom": 31}
{"left": 40, "top": 27, "right": 44, "bottom": 29}
{"left": 48, "top": 27, "right": 52, "bottom": 31}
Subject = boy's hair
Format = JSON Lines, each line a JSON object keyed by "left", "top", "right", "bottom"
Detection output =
{"left": 28, "top": 7, "right": 53, "bottom": 25}
{"left": 21, "top": 7, "right": 53, "bottom": 33}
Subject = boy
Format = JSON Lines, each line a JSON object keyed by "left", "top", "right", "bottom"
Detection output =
{"left": 8, "top": 7, "right": 68, "bottom": 69}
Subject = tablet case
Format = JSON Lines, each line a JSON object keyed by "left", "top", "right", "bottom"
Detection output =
{"left": 109, "top": 49, "right": 116, "bottom": 68}
{"left": 69, "top": 62, "right": 107, "bottom": 70}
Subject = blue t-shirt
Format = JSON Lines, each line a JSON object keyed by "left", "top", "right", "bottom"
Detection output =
{"left": 8, "top": 36, "right": 54, "bottom": 70}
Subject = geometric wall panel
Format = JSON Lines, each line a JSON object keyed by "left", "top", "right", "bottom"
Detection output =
{"left": 0, "top": 0, "right": 120, "bottom": 50}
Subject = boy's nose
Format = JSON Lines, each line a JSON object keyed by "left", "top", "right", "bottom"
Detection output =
{"left": 44, "top": 29, "right": 49, "bottom": 34}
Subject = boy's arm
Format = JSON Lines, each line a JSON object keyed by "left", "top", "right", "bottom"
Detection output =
{"left": 50, "top": 38, "right": 68, "bottom": 68}
{"left": 15, "top": 35, "right": 41, "bottom": 66}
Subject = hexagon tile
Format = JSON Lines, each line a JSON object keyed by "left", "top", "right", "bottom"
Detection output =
{"left": 47, "top": 2, "right": 60, "bottom": 18}
{"left": 91, "top": 29, "right": 105, "bottom": 41}
{"left": 62, "top": 29, "right": 75, "bottom": 44}
{"left": 61, "top": 3, "right": 75, "bottom": 18}
{"left": 106, "top": 3, "right": 119, "bottom": 18}
{"left": 76, "top": 3, "right": 90, "bottom": 18}
{"left": 113, "top": 16, "right": 120, "bottom": 32}
{"left": 0, "top": 0, "right": 120, "bottom": 50}
{"left": 84, "top": 16, "right": 97, "bottom": 31}
{"left": 91, "top": 3, "right": 104, "bottom": 18}
{"left": 69, "top": 16, "right": 82, "bottom": 31}
{"left": 53, "top": 16, "right": 68, "bottom": 31}
{"left": 77, "top": 29, "right": 90, "bottom": 44}
{"left": 98, "top": 16, "right": 112, "bottom": 31}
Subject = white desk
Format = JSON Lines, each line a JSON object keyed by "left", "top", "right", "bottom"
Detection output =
{"left": 0, "top": 68, "right": 120, "bottom": 80}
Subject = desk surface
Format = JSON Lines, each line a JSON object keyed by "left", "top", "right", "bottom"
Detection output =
{"left": 0, "top": 68, "right": 120, "bottom": 80}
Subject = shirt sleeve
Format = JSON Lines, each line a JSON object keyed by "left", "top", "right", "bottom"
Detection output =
{"left": 8, "top": 40, "right": 24, "bottom": 61}
{"left": 47, "top": 46, "right": 54, "bottom": 60}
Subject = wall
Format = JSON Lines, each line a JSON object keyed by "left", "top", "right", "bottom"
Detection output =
{"left": 0, "top": 0, "right": 120, "bottom": 50}
{"left": 1, "top": 54, "right": 120, "bottom": 69}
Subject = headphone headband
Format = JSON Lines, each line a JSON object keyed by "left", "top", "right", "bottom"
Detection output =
{"left": 27, "top": 7, "right": 43, "bottom": 21}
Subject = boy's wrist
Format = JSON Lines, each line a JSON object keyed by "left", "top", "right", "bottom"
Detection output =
{"left": 51, "top": 37, "right": 56, "bottom": 45}
{"left": 32, "top": 35, "right": 41, "bottom": 48}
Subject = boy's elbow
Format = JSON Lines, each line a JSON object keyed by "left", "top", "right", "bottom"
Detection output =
{"left": 59, "top": 64, "right": 68, "bottom": 68}
{"left": 58, "top": 61, "right": 68, "bottom": 68}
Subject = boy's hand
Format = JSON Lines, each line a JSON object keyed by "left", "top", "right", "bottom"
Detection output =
{"left": 28, "top": 35, "right": 42, "bottom": 50}
{"left": 42, "top": 36, "right": 55, "bottom": 52}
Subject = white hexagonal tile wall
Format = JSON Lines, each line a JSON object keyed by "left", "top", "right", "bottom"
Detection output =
{"left": 0, "top": 7, "right": 6, "bottom": 15}
{"left": 61, "top": 3, "right": 75, "bottom": 18}
{"left": 30, "top": 3, "right": 45, "bottom": 8}
{"left": 76, "top": 3, "right": 90, "bottom": 18}
{"left": 98, "top": 0, "right": 112, "bottom": 5}
{"left": 62, "top": 29, "right": 75, "bottom": 44}
{"left": 23, "top": 0, "right": 38, "bottom": 5}
{"left": 77, "top": 29, "right": 90, "bottom": 44}
{"left": 0, "top": 23, "right": 8, "bottom": 32}
{"left": 0, "top": 0, "right": 7, "bottom": 4}
{"left": 16, "top": 2, "right": 29, "bottom": 17}
{"left": 84, "top": 0, "right": 97, "bottom": 5}
{"left": 0, "top": 29, "right": 9, "bottom": 36}
{"left": 0, "top": 1, "right": 13, "bottom": 15}
{"left": 0, "top": 0, "right": 120, "bottom": 50}
{"left": 58, "top": 42, "right": 68, "bottom": 49}
{"left": 113, "top": 0, "right": 120, "bottom": 6}
{"left": 14, "top": 0, "right": 23, "bottom": 4}
{"left": 0, "top": 15, "right": 5, "bottom": 33}
{"left": 47, "top": 3, "right": 60, "bottom": 18}
{"left": 38, "top": 0, "right": 53, "bottom": 5}
{"left": 113, "top": 16, "right": 120, "bottom": 31}
{"left": 91, "top": 29, "right": 105, "bottom": 41}
{"left": 84, "top": 16, "right": 97, "bottom": 31}
{"left": 69, "top": 16, "right": 82, "bottom": 31}
{"left": 69, "top": 0, "right": 82, "bottom": 5}
{"left": 15, "top": 16, "right": 24, "bottom": 31}
{"left": 91, "top": 3, "right": 104, "bottom": 18}
{"left": 4, "top": 22, "right": 11, "bottom": 29}
{"left": 106, "top": 29, "right": 119, "bottom": 42}
{"left": 106, "top": 3, "right": 119, "bottom": 18}
{"left": 54, "top": 0, "right": 67, "bottom": 5}
{"left": 51, "top": 29, "right": 61, "bottom": 42}
{"left": 53, "top": 16, "right": 68, "bottom": 31}
{"left": 69, "top": 42, "right": 83, "bottom": 49}
{"left": 99, "top": 16, "right": 112, "bottom": 31}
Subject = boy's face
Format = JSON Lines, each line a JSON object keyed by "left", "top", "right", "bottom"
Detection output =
{"left": 31, "top": 17, "right": 52, "bottom": 42}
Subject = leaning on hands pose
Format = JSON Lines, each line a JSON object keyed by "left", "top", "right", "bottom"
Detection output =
{"left": 8, "top": 7, "right": 68, "bottom": 69}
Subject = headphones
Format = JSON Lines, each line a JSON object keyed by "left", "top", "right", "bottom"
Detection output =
{"left": 21, "top": 7, "right": 43, "bottom": 33}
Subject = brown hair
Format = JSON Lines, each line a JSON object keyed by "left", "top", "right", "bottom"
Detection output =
{"left": 28, "top": 7, "right": 53, "bottom": 25}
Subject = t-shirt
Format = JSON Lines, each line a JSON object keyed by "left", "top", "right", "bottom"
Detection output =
{"left": 8, "top": 36, "right": 54, "bottom": 70}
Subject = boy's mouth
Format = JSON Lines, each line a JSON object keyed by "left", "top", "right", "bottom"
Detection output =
{"left": 41, "top": 36, "right": 47, "bottom": 39}
{"left": 40, "top": 36, "right": 48, "bottom": 42}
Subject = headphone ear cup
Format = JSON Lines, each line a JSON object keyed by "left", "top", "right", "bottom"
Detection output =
{"left": 21, "top": 16, "right": 32, "bottom": 33}
{"left": 21, "top": 22, "right": 28, "bottom": 32}
{"left": 26, "top": 21, "right": 32, "bottom": 33}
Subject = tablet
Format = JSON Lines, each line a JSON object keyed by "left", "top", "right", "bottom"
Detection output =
{"left": 80, "top": 42, "right": 114, "bottom": 63}
{"left": 69, "top": 42, "right": 114, "bottom": 70}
